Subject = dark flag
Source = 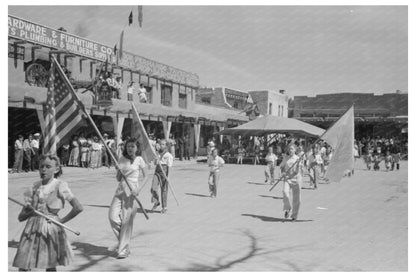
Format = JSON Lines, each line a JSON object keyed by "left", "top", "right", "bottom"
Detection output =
{"left": 138, "top": 6, "right": 143, "bottom": 27}
{"left": 118, "top": 30, "right": 124, "bottom": 59}
{"left": 43, "top": 57, "right": 85, "bottom": 154}
{"left": 113, "top": 44, "right": 117, "bottom": 56}
{"left": 128, "top": 11, "right": 133, "bottom": 26}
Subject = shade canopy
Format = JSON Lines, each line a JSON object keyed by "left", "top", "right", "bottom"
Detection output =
{"left": 218, "top": 115, "right": 325, "bottom": 137}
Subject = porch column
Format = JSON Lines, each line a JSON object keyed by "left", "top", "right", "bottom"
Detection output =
{"left": 194, "top": 122, "right": 201, "bottom": 155}
{"left": 36, "top": 108, "right": 46, "bottom": 138}
{"left": 162, "top": 120, "right": 172, "bottom": 139}
{"left": 112, "top": 114, "right": 125, "bottom": 145}
{"left": 219, "top": 126, "right": 225, "bottom": 143}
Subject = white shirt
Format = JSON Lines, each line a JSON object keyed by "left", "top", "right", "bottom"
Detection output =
{"left": 30, "top": 139, "right": 39, "bottom": 149}
{"left": 117, "top": 156, "right": 146, "bottom": 195}
{"left": 159, "top": 151, "right": 173, "bottom": 167}
{"left": 127, "top": 86, "right": 134, "bottom": 95}
{"left": 208, "top": 155, "right": 225, "bottom": 172}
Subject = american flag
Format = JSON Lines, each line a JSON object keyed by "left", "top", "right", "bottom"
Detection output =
{"left": 43, "top": 57, "right": 85, "bottom": 154}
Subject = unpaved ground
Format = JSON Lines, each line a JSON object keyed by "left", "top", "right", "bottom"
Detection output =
{"left": 8, "top": 159, "right": 408, "bottom": 271}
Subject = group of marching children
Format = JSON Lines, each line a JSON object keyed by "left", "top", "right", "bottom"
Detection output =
{"left": 12, "top": 135, "right": 177, "bottom": 271}
{"left": 364, "top": 144, "right": 401, "bottom": 172}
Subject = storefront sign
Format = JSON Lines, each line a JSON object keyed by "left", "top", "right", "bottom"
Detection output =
{"left": 8, "top": 14, "right": 199, "bottom": 87}
{"left": 8, "top": 15, "right": 113, "bottom": 62}
{"left": 115, "top": 51, "right": 199, "bottom": 87}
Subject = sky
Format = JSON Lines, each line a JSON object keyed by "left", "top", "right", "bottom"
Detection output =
{"left": 8, "top": 5, "right": 408, "bottom": 97}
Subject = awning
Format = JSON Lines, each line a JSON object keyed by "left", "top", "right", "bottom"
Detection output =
{"left": 218, "top": 115, "right": 325, "bottom": 137}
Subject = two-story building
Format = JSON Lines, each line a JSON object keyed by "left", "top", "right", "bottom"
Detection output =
{"left": 8, "top": 15, "right": 248, "bottom": 165}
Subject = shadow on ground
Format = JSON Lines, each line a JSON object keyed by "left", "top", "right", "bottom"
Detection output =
{"left": 241, "top": 214, "right": 313, "bottom": 223}
{"left": 169, "top": 229, "right": 310, "bottom": 271}
{"left": 247, "top": 181, "right": 270, "bottom": 186}
{"left": 258, "top": 194, "right": 283, "bottom": 200}
{"left": 70, "top": 242, "right": 115, "bottom": 271}
{"left": 85, "top": 204, "right": 110, "bottom": 209}
{"left": 185, "top": 193, "right": 211, "bottom": 198}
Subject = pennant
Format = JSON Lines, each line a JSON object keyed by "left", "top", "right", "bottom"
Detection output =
{"left": 128, "top": 11, "right": 133, "bottom": 26}
{"left": 138, "top": 6, "right": 143, "bottom": 27}
{"left": 118, "top": 30, "right": 124, "bottom": 60}
{"left": 321, "top": 106, "right": 355, "bottom": 182}
{"left": 131, "top": 102, "right": 158, "bottom": 164}
{"left": 43, "top": 57, "right": 86, "bottom": 154}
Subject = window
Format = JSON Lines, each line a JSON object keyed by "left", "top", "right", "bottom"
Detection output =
{"left": 161, "top": 84, "right": 172, "bottom": 107}
{"left": 179, "top": 93, "right": 187, "bottom": 109}
{"left": 278, "top": 105, "right": 281, "bottom": 116}
{"left": 144, "top": 85, "right": 153, "bottom": 104}
{"left": 269, "top": 103, "right": 272, "bottom": 115}
{"left": 201, "top": 97, "right": 211, "bottom": 104}
{"left": 233, "top": 101, "right": 239, "bottom": 109}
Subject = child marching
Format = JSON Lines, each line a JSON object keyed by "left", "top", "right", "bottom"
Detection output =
{"left": 207, "top": 148, "right": 225, "bottom": 198}
{"left": 108, "top": 138, "right": 148, "bottom": 259}
{"left": 264, "top": 146, "right": 278, "bottom": 185}
{"left": 12, "top": 154, "right": 83, "bottom": 271}
{"left": 151, "top": 139, "right": 174, "bottom": 214}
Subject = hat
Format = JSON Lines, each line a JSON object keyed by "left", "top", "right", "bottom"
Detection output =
{"left": 34, "top": 133, "right": 40, "bottom": 137}
{"left": 103, "top": 133, "right": 109, "bottom": 137}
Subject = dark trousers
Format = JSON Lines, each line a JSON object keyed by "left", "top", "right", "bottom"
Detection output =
{"left": 23, "top": 150, "right": 31, "bottom": 172}
{"left": 102, "top": 150, "right": 109, "bottom": 167}
{"left": 13, "top": 150, "right": 23, "bottom": 172}
{"left": 184, "top": 147, "right": 190, "bottom": 160}
{"left": 151, "top": 165, "right": 169, "bottom": 208}
{"left": 179, "top": 145, "right": 184, "bottom": 161}
{"left": 31, "top": 150, "right": 39, "bottom": 171}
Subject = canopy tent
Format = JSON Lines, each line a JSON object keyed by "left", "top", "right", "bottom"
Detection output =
{"left": 218, "top": 115, "right": 325, "bottom": 137}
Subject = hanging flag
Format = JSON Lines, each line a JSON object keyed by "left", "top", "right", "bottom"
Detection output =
{"left": 321, "top": 105, "right": 355, "bottom": 182}
{"left": 43, "top": 57, "right": 86, "bottom": 154}
{"left": 138, "top": 6, "right": 143, "bottom": 27}
{"left": 131, "top": 102, "right": 158, "bottom": 164}
{"left": 118, "top": 30, "right": 124, "bottom": 60}
{"left": 128, "top": 11, "right": 133, "bottom": 26}
{"left": 113, "top": 44, "right": 117, "bottom": 56}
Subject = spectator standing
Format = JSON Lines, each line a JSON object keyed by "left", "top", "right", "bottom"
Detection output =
{"left": 30, "top": 133, "right": 40, "bottom": 171}
{"left": 207, "top": 148, "right": 225, "bottom": 198}
{"left": 12, "top": 135, "right": 24, "bottom": 173}
{"left": 22, "top": 135, "right": 33, "bottom": 172}
{"left": 138, "top": 83, "right": 147, "bottom": 103}
{"left": 167, "top": 133, "right": 176, "bottom": 159}
{"left": 184, "top": 134, "right": 191, "bottom": 160}
{"left": 68, "top": 136, "right": 80, "bottom": 167}
{"left": 127, "top": 81, "right": 134, "bottom": 101}
{"left": 264, "top": 146, "right": 278, "bottom": 185}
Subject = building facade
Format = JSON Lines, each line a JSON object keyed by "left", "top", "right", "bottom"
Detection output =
{"left": 8, "top": 14, "right": 248, "bottom": 166}
{"left": 289, "top": 92, "right": 408, "bottom": 138}
{"left": 248, "top": 90, "right": 289, "bottom": 117}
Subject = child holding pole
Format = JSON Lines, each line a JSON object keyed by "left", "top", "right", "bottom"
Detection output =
{"left": 12, "top": 154, "right": 83, "bottom": 271}
{"left": 207, "top": 148, "right": 225, "bottom": 197}
{"left": 264, "top": 146, "right": 278, "bottom": 185}
{"left": 108, "top": 138, "right": 148, "bottom": 259}
{"left": 151, "top": 139, "right": 173, "bottom": 214}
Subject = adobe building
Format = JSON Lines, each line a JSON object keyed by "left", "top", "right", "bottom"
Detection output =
{"left": 290, "top": 92, "right": 408, "bottom": 138}
{"left": 8, "top": 14, "right": 248, "bottom": 165}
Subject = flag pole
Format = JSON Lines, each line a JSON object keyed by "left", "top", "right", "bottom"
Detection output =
{"left": 51, "top": 55, "right": 149, "bottom": 220}
{"left": 8, "top": 197, "right": 81, "bottom": 236}
{"left": 269, "top": 106, "right": 354, "bottom": 192}
{"left": 131, "top": 103, "right": 180, "bottom": 206}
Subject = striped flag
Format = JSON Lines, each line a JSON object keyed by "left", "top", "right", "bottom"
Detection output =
{"left": 43, "top": 57, "right": 85, "bottom": 154}
{"left": 321, "top": 105, "right": 355, "bottom": 182}
{"left": 138, "top": 6, "right": 143, "bottom": 27}
{"left": 131, "top": 102, "right": 158, "bottom": 164}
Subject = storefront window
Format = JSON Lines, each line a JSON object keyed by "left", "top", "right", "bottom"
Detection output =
{"left": 179, "top": 93, "right": 187, "bottom": 109}
{"left": 161, "top": 84, "right": 172, "bottom": 107}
